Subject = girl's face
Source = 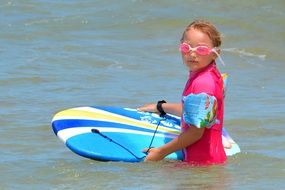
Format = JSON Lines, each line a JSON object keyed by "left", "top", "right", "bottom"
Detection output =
{"left": 181, "top": 27, "right": 217, "bottom": 72}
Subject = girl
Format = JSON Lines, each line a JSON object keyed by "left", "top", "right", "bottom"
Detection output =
{"left": 138, "top": 20, "right": 227, "bottom": 165}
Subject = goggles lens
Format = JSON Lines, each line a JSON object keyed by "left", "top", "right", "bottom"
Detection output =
{"left": 179, "top": 43, "right": 213, "bottom": 56}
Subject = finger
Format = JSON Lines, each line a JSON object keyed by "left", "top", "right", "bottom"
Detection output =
{"left": 137, "top": 105, "right": 151, "bottom": 112}
{"left": 142, "top": 148, "right": 149, "bottom": 153}
{"left": 137, "top": 107, "right": 145, "bottom": 111}
{"left": 144, "top": 156, "right": 150, "bottom": 162}
{"left": 142, "top": 147, "right": 153, "bottom": 153}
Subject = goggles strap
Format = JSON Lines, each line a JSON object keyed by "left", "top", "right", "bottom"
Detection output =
{"left": 212, "top": 49, "right": 225, "bottom": 66}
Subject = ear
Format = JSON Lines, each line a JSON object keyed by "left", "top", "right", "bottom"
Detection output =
{"left": 212, "top": 48, "right": 220, "bottom": 60}
{"left": 216, "top": 48, "right": 221, "bottom": 54}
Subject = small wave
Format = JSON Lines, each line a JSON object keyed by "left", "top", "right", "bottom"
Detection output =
{"left": 24, "top": 17, "right": 63, "bottom": 26}
{"left": 223, "top": 48, "right": 266, "bottom": 61}
{"left": 0, "top": 1, "right": 13, "bottom": 8}
{"left": 0, "top": 76, "right": 45, "bottom": 86}
{"left": 106, "top": 60, "right": 124, "bottom": 69}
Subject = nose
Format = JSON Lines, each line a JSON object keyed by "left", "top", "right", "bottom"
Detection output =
{"left": 189, "top": 50, "right": 197, "bottom": 58}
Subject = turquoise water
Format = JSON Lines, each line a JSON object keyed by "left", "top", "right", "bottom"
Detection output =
{"left": 1, "top": 0, "right": 285, "bottom": 189}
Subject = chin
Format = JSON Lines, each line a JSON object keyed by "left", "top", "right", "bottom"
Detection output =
{"left": 185, "top": 64, "right": 197, "bottom": 71}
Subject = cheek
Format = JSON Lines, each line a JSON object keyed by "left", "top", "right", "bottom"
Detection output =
{"left": 181, "top": 53, "right": 188, "bottom": 61}
{"left": 210, "top": 52, "right": 217, "bottom": 59}
{"left": 203, "top": 54, "right": 215, "bottom": 61}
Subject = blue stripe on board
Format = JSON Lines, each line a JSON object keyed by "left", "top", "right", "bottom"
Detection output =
{"left": 91, "top": 106, "right": 181, "bottom": 125}
{"left": 52, "top": 119, "right": 178, "bottom": 137}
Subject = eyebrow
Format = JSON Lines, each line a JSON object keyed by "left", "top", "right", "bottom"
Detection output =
{"left": 183, "top": 41, "right": 211, "bottom": 47}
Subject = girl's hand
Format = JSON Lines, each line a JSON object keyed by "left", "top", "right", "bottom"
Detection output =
{"left": 137, "top": 103, "right": 158, "bottom": 113}
{"left": 142, "top": 147, "right": 165, "bottom": 161}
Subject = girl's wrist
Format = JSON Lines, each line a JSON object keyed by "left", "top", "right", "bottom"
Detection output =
{"left": 158, "top": 146, "right": 171, "bottom": 157}
{"left": 156, "top": 100, "right": 167, "bottom": 117}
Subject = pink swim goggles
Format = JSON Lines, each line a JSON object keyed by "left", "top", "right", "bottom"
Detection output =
{"left": 179, "top": 43, "right": 225, "bottom": 65}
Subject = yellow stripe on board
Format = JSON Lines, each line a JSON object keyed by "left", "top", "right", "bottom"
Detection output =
{"left": 54, "top": 108, "right": 180, "bottom": 135}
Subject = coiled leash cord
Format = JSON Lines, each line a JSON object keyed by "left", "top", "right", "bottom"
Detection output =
{"left": 91, "top": 118, "right": 166, "bottom": 161}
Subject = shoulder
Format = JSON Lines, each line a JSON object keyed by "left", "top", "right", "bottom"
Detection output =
{"left": 192, "top": 71, "right": 216, "bottom": 95}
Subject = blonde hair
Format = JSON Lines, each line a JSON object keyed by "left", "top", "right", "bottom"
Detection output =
{"left": 180, "top": 20, "right": 222, "bottom": 47}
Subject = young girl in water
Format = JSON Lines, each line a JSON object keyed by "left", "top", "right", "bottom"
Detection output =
{"left": 138, "top": 20, "right": 227, "bottom": 165}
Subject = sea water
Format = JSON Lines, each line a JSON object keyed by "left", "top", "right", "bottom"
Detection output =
{"left": 1, "top": 0, "right": 285, "bottom": 189}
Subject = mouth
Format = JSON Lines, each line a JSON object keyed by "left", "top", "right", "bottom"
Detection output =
{"left": 187, "top": 60, "right": 199, "bottom": 64}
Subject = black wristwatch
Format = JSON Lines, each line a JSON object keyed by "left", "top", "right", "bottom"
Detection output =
{"left": 156, "top": 100, "right": 167, "bottom": 117}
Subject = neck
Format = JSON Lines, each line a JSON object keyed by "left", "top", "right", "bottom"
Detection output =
{"left": 190, "top": 61, "right": 215, "bottom": 74}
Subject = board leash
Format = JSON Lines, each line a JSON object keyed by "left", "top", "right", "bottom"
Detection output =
{"left": 144, "top": 118, "right": 166, "bottom": 154}
{"left": 91, "top": 117, "right": 166, "bottom": 161}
